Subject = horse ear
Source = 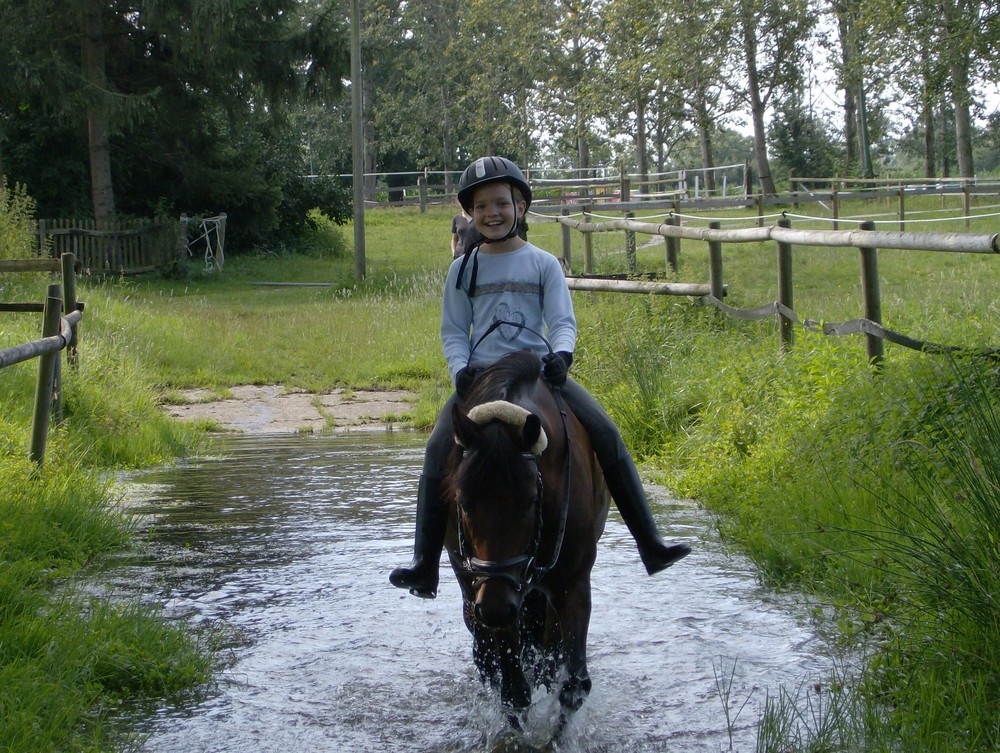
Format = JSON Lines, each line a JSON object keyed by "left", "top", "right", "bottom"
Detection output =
{"left": 452, "top": 403, "right": 478, "bottom": 449}
{"left": 521, "top": 414, "right": 541, "bottom": 452}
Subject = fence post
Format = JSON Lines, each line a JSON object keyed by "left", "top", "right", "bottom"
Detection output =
{"left": 418, "top": 177, "right": 427, "bottom": 213}
{"left": 832, "top": 184, "right": 840, "bottom": 230}
{"left": 858, "top": 220, "right": 884, "bottom": 370}
{"left": 963, "top": 181, "right": 971, "bottom": 229}
{"left": 898, "top": 184, "right": 905, "bottom": 231}
{"left": 625, "top": 211, "right": 636, "bottom": 273}
{"left": 755, "top": 194, "right": 764, "bottom": 227}
{"left": 583, "top": 206, "right": 594, "bottom": 274}
{"left": 177, "top": 214, "right": 190, "bottom": 267}
{"left": 30, "top": 284, "right": 62, "bottom": 465}
{"left": 776, "top": 218, "right": 794, "bottom": 351}
{"left": 708, "top": 221, "right": 724, "bottom": 300}
{"left": 60, "top": 252, "right": 79, "bottom": 367}
{"left": 665, "top": 200, "right": 680, "bottom": 276}
{"left": 561, "top": 207, "right": 572, "bottom": 272}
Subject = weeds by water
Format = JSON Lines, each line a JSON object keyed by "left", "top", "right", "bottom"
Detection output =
{"left": 5, "top": 195, "right": 1000, "bottom": 750}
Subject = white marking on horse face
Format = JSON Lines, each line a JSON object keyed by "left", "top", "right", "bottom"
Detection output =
{"left": 458, "top": 400, "right": 548, "bottom": 455}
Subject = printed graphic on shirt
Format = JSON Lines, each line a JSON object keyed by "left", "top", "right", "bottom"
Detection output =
{"left": 492, "top": 303, "right": 526, "bottom": 341}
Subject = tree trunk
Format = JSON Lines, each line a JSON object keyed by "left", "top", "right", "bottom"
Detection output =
{"left": 696, "top": 94, "right": 716, "bottom": 193}
{"left": 921, "top": 45, "right": 936, "bottom": 178}
{"left": 81, "top": 0, "right": 115, "bottom": 230}
{"left": 635, "top": 97, "right": 648, "bottom": 191}
{"left": 741, "top": 10, "right": 776, "bottom": 195}
{"left": 950, "top": 57, "right": 975, "bottom": 178}
{"left": 833, "top": 0, "right": 858, "bottom": 173}
{"left": 746, "top": 62, "right": 775, "bottom": 194}
{"left": 923, "top": 101, "right": 936, "bottom": 178}
{"left": 940, "top": 96, "right": 951, "bottom": 177}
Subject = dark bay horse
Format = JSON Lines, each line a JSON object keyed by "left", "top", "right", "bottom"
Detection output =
{"left": 443, "top": 349, "right": 610, "bottom": 733}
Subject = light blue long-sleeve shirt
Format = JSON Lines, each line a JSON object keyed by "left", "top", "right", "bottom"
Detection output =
{"left": 441, "top": 243, "right": 577, "bottom": 382}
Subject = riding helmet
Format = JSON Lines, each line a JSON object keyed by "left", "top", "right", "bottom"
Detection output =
{"left": 457, "top": 156, "right": 532, "bottom": 213}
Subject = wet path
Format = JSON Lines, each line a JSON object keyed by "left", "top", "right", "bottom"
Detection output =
{"left": 109, "top": 432, "right": 836, "bottom": 752}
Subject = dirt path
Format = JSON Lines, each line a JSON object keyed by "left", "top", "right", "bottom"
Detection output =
{"left": 162, "top": 385, "right": 417, "bottom": 434}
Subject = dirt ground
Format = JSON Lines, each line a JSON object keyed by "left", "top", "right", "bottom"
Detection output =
{"left": 162, "top": 384, "right": 417, "bottom": 434}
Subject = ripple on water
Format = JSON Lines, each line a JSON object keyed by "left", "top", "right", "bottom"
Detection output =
{"left": 110, "top": 432, "right": 841, "bottom": 753}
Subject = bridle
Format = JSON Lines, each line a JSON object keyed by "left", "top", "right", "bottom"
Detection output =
{"left": 450, "top": 321, "right": 574, "bottom": 595}
{"left": 453, "top": 455, "right": 544, "bottom": 592}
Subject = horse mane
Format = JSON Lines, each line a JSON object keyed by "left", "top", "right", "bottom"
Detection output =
{"left": 465, "top": 349, "right": 542, "bottom": 405}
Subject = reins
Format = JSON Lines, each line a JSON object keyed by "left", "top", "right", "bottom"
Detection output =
{"left": 454, "top": 321, "right": 574, "bottom": 592}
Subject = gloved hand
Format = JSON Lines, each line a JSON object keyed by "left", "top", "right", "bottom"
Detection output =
{"left": 455, "top": 366, "right": 477, "bottom": 399}
{"left": 542, "top": 351, "right": 573, "bottom": 387}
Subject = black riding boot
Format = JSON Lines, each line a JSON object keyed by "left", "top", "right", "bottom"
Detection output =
{"left": 604, "top": 459, "right": 690, "bottom": 575}
{"left": 389, "top": 475, "right": 447, "bottom": 598}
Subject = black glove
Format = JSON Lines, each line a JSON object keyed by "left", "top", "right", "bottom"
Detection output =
{"left": 542, "top": 351, "right": 573, "bottom": 387}
{"left": 455, "top": 366, "right": 477, "bottom": 399}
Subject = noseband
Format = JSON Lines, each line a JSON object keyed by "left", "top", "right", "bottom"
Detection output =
{"left": 454, "top": 453, "right": 544, "bottom": 592}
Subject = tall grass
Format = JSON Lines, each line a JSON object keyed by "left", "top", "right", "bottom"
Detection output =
{"left": 5, "top": 191, "right": 1000, "bottom": 750}
{"left": 1, "top": 192, "right": 214, "bottom": 752}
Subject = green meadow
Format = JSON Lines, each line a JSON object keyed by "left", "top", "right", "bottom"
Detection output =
{"left": 2, "top": 190, "right": 1000, "bottom": 750}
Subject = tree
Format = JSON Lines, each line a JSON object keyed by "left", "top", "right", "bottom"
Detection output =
{"left": 727, "top": 0, "right": 813, "bottom": 195}
{"left": 769, "top": 93, "right": 841, "bottom": 183}
{"left": 0, "top": 0, "right": 351, "bottom": 247}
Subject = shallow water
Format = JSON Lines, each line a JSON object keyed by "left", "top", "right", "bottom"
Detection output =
{"left": 110, "top": 431, "right": 838, "bottom": 753}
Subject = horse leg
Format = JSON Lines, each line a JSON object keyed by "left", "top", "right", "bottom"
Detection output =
{"left": 548, "top": 581, "right": 595, "bottom": 736}
{"left": 496, "top": 626, "right": 532, "bottom": 720}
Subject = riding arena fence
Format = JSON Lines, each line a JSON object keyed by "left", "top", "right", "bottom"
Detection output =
{"left": 527, "top": 200, "right": 1000, "bottom": 370}
{"left": 0, "top": 253, "right": 83, "bottom": 464}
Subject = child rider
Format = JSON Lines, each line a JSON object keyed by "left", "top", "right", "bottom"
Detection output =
{"left": 390, "top": 156, "right": 690, "bottom": 598}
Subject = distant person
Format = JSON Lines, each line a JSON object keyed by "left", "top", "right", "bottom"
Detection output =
{"left": 451, "top": 209, "right": 481, "bottom": 259}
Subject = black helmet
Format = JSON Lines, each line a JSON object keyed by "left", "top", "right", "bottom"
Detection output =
{"left": 457, "top": 156, "right": 532, "bottom": 213}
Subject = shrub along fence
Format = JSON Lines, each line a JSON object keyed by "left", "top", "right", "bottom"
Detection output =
{"left": 533, "top": 211, "right": 999, "bottom": 369}
{"left": 0, "top": 253, "right": 83, "bottom": 464}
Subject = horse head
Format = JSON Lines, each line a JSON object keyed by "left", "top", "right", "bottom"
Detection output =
{"left": 450, "top": 396, "right": 549, "bottom": 628}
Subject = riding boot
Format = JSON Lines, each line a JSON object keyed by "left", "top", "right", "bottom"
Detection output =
{"left": 389, "top": 475, "right": 447, "bottom": 598}
{"left": 604, "top": 459, "right": 690, "bottom": 575}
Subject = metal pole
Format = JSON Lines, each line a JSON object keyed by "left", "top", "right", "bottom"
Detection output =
{"left": 350, "top": 0, "right": 366, "bottom": 279}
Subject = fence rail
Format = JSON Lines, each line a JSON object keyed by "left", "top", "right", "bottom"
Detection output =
{"left": 0, "top": 253, "right": 83, "bottom": 463}
{"left": 538, "top": 210, "right": 1000, "bottom": 368}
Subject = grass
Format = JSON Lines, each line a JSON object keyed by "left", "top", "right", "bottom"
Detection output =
{"left": 3, "top": 191, "right": 1000, "bottom": 750}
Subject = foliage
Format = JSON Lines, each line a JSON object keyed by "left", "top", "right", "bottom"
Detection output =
{"left": 769, "top": 93, "right": 843, "bottom": 182}
{"left": 1, "top": 198, "right": 212, "bottom": 751}
{"left": 0, "top": 181, "right": 38, "bottom": 261}
{"left": 0, "top": 0, "right": 352, "bottom": 251}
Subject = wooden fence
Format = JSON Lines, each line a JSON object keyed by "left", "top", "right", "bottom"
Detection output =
{"left": 36, "top": 218, "right": 177, "bottom": 275}
{"left": 0, "top": 253, "right": 83, "bottom": 464}
{"left": 536, "top": 211, "right": 999, "bottom": 369}
{"left": 340, "top": 167, "right": 1000, "bottom": 222}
